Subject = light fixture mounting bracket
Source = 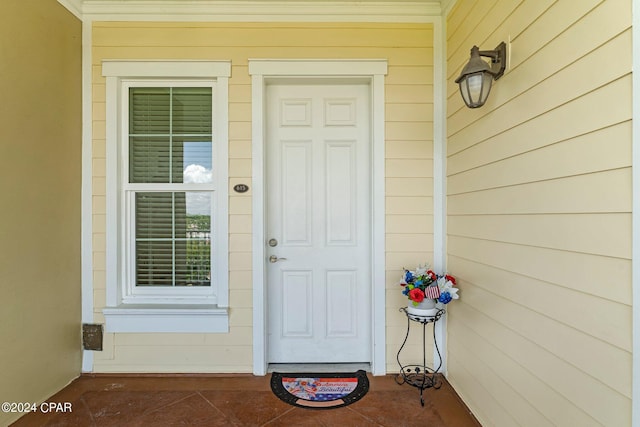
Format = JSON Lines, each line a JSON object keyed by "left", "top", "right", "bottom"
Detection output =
{"left": 478, "top": 42, "right": 507, "bottom": 80}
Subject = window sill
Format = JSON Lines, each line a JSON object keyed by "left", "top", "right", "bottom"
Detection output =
{"left": 103, "top": 304, "right": 229, "bottom": 333}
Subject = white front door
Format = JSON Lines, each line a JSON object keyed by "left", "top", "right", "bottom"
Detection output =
{"left": 266, "top": 82, "right": 371, "bottom": 363}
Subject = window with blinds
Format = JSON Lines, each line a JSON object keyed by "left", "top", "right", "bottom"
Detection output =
{"left": 127, "top": 86, "right": 213, "bottom": 288}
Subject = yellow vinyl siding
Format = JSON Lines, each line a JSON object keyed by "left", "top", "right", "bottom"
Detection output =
{"left": 91, "top": 22, "right": 434, "bottom": 373}
{"left": 446, "top": 0, "right": 631, "bottom": 426}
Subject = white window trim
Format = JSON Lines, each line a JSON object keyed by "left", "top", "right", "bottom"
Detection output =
{"left": 102, "top": 60, "right": 230, "bottom": 333}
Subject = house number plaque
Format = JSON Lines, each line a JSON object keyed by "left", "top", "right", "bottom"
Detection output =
{"left": 233, "top": 184, "right": 249, "bottom": 193}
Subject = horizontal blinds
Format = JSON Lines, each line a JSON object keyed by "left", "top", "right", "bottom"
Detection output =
{"left": 135, "top": 192, "right": 211, "bottom": 287}
{"left": 129, "top": 87, "right": 212, "bottom": 134}
{"left": 172, "top": 88, "right": 212, "bottom": 134}
{"left": 129, "top": 87, "right": 170, "bottom": 134}
{"left": 130, "top": 85, "right": 213, "bottom": 288}
{"left": 129, "top": 87, "right": 212, "bottom": 184}
{"left": 135, "top": 192, "right": 176, "bottom": 286}
{"left": 129, "top": 136, "right": 171, "bottom": 183}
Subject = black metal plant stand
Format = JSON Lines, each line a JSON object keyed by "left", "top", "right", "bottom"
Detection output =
{"left": 395, "top": 307, "right": 445, "bottom": 406}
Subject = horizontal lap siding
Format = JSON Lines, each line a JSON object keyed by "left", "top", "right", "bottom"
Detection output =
{"left": 91, "top": 22, "right": 434, "bottom": 373}
{"left": 446, "top": 0, "right": 631, "bottom": 426}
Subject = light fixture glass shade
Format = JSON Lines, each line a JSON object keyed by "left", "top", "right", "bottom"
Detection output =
{"left": 458, "top": 71, "right": 494, "bottom": 108}
{"left": 455, "top": 43, "right": 506, "bottom": 108}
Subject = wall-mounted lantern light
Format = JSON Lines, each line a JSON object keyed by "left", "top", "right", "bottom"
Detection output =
{"left": 455, "top": 42, "right": 507, "bottom": 108}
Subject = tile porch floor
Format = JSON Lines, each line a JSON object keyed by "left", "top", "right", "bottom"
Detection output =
{"left": 11, "top": 374, "right": 480, "bottom": 426}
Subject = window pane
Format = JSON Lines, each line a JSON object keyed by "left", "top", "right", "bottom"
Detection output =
{"left": 135, "top": 192, "right": 173, "bottom": 239}
{"left": 180, "top": 192, "right": 211, "bottom": 286}
{"left": 130, "top": 87, "right": 170, "bottom": 134}
{"left": 130, "top": 136, "right": 171, "bottom": 183}
{"left": 172, "top": 87, "right": 212, "bottom": 134}
{"left": 174, "top": 138, "right": 213, "bottom": 184}
{"left": 135, "top": 192, "right": 211, "bottom": 287}
{"left": 176, "top": 232, "right": 211, "bottom": 287}
{"left": 136, "top": 240, "right": 174, "bottom": 286}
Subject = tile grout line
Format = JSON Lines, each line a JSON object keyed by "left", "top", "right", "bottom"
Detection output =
{"left": 139, "top": 391, "right": 200, "bottom": 419}
{"left": 259, "top": 405, "right": 297, "bottom": 426}
{"left": 345, "top": 404, "right": 386, "bottom": 427}
{"left": 196, "top": 389, "right": 252, "bottom": 426}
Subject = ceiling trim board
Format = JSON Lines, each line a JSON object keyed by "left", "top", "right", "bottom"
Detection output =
{"left": 58, "top": 0, "right": 443, "bottom": 22}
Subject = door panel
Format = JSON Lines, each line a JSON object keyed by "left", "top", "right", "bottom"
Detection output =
{"left": 267, "top": 83, "right": 371, "bottom": 363}
{"left": 281, "top": 270, "right": 313, "bottom": 337}
{"left": 281, "top": 141, "right": 312, "bottom": 245}
{"left": 325, "top": 141, "right": 357, "bottom": 245}
{"left": 326, "top": 270, "right": 357, "bottom": 337}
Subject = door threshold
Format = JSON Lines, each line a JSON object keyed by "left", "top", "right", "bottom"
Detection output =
{"left": 267, "top": 363, "right": 371, "bottom": 373}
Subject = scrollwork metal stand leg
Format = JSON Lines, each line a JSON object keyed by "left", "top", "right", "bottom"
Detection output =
{"left": 395, "top": 307, "right": 444, "bottom": 406}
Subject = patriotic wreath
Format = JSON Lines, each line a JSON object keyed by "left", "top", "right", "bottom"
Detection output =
{"left": 399, "top": 265, "right": 459, "bottom": 307}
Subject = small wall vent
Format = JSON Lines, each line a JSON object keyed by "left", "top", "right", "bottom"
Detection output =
{"left": 82, "top": 323, "right": 103, "bottom": 351}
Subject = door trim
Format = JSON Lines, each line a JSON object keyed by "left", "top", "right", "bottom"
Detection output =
{"left": 249, "top": 59, "right": 388, "bottom": 375}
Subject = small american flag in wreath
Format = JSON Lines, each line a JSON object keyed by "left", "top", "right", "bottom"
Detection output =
{"left": 424, "top": 285, "right": 441, "bottom": 299}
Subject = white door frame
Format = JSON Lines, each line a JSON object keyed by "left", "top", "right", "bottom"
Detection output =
{"left": 249, "top": 59, "right": 388, "bottom": 375}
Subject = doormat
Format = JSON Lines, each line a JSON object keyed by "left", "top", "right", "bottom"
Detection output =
{"left": 270, "top": 370, "right": 369, "bottom": 409}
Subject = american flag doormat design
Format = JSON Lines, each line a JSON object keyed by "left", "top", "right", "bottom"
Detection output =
{"left": 270, "top": 370, "right": 369, "bottom": 409}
